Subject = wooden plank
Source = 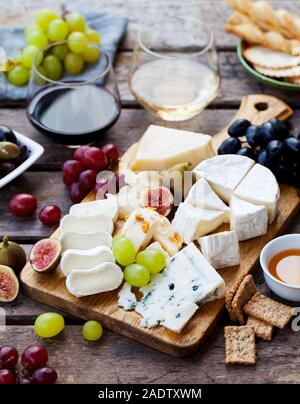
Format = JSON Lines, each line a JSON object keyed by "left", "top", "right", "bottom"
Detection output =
{"left": 1, "top": 324, "right": 300, "bottom": 383}
{"left": 1, "top": 1, "right": 300, "bottom": 49}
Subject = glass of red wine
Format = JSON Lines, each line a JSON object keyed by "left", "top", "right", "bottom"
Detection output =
{"left": 27, "top": 40, "right": 121, "bottom": 144}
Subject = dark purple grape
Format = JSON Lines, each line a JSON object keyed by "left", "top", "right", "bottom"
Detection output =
{"left": 0, "top": 125, "right": 17, "bottom": 144}
{"left": 0, "top": 161, "right": 15, "bottom": 176}
{"left": 266, "top": 140, "right": 283, "bottom": 161}
{"left": 257, "top": 150, "right": 272, "bottom": 168}
{"left": 228, "top": 119, "right": 251, "bottom": 138}
{"left": 282, "top": 137, "right": 300, "bottom": 160}
{"left": 218, "top": 137, "right": 241, "bottom": 155}
{"left": 268, "top": 118, "right": 289, "bottom": 140}
{"left": 32, "top": 367, "right": 57, "bottom": 384}
{"left": 15, "top": 145, "right": 30, "bottom": 165}
{"left": 259, "top": 122, "right": 276, "bottom": 146}
{"left": 236, "top": 147, "right": 256, "bottom": 160}
{"left": 245, "top": 125, "right": 262, "bottom": 148}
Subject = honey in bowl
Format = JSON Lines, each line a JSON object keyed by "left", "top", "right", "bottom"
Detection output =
{"left": 269, "top": 249, "right": 300, "bottom": 286}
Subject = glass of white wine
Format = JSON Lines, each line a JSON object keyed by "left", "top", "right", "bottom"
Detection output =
{"left": 129, "top": 16, "right": 220, "bottom": 121}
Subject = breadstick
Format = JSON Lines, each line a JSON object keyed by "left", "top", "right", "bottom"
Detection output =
{"left": 225, "top": 23, "right": 300, "bottom": 55}
{"left": 225, "top": 0, "right": 252, "bottom": 15}
{"left": 227, "top": 11, "right": 251, "bottom": 25}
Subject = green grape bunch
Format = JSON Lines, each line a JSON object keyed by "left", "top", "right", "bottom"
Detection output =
{"left": 5, "top": 8, "right": 102, "bottom": 86}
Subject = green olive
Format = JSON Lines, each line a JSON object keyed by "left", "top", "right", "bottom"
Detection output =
{"left": 0, "top": 142, "right": 20, "bottom": 160}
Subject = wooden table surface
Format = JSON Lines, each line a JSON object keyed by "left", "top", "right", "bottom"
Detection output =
{"left": 1, "top": 0, "right": 300, "bottom": 384}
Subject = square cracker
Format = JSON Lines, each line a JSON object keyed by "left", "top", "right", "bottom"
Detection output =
{"left": 244, "top": 292, "right": 294, "bottom": 329}
{"left": 231, "top": 275, "right": 257, "bottom": 324}
{"left": 247, "top": 315, "right": 273, "bottom": 341}
{"left": 224, "top": 326, "right": 256, "bottom": 365}
{"left": 225, "top": 272, "right": 247, "bottom": 321}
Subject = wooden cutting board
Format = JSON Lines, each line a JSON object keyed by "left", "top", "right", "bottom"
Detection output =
{"left": 20, "top": 95, "right": 300, "bottom": 357}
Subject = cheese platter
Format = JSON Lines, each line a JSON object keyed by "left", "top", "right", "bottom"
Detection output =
{"left": 20, "top": 95, "right": 300, "bottom": 357}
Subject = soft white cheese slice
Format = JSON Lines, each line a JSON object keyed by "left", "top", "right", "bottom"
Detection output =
{"left": 193, "top": 154, "right": 255, "bottom": 202}
{"left": 163, "top": 302, "right": 198, "bottom": 333}
{"left": 69, "top": 194, "right": 118, "bottom": 222}
{"left": 171, "top": 203, "right": 226, "bottom": 244}
{"left": 60, "top": 214, "right": 114, "bottom": 235}
{"left": 153, "top": 217, "right": 182, "bottom": 256}
{"left": 233, "top": 163, "right": 280, "bottom": 223}
{"left": 66, "top": 262, "right": 123, "bottom": 297}
{"left": 131, "top": 125, "right": 215, "bottom": 171}
{"left": 230, "top": 195, "right": 268, "bottom": 241}
{"left": 198, "top": 230, "right": 240, "bottom": 269}
{"left": 119, "top": 207, "right": 161, "bottom": 251}
{"left": 60, "top": 231, "right": 112, "bottom": 252}
{"left": 60, "top": 245, "right": 115, "bottom": 276}
{"left": 146, "top": 242, "right": 170, "bottom": 260}
{"left": 185, "top": 178, "right": 231, "bottom": 222}
{"left": 118, "top": 282, "right": 137, "bottom": 311}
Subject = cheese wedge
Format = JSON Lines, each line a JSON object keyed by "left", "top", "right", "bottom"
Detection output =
{"left": 131, "top": 125, "right": 215, "bottom": 171}
{"left": 193, "top": 154, "right": 255, "bottom": 202}
{"left": 70, "top": 194, "right": 118, "bottom": 222}
{"left": 171, "top": 203, "right": 226, "bottom": 244}
{"left": 199, "top": 230, "right": 240, "bottom": 269}
{"left": 230, "top": 195, "right": 268, "bottom": 241}
{"left": 185, "top": 178, "right": 231, "bottom": 222}
{"left": 153, "top": 217, "right": 182, "bottom": 256}
{"left": 233, "top": 164, "right": 280, "bottom": 223}
{"left": 118, "top": 282, "right": 137, "bottom": 311}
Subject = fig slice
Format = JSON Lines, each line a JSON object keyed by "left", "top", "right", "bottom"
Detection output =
{"left": 0, "top": 265, "right": 19, "bottom": 302}
{"left": 30, "top": 239, "right": 61, "bottom": 274}
{"left": 141, "top": 186, "right": 174, "bottom": 216}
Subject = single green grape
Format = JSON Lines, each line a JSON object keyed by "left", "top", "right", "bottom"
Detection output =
{"left": 21, "top": 45, "right": 43, "bottom": 69}
{"left": 85, "top": 29, "right": 101, "bottom": 44}
{"left": 83, "top": 45, "right": 101, "bottom": 63}
{"left": 82, "top": 320, "right": 103, "bottom": 341}
{"left": 64, "top": 52, "right": 84, "bottom": 75}
{"left": 36, "top": 65, "right": 47, "bottom": 84}
{"left": 124, "top": 263, "right": 150, "bottom": 287}
{"left": 112, "top": 235, "right": 136, "bottom": 266}
{"left": 136, "top": 250, "right": 166, "bottom": 274}
{"left": 68, "top": 31, "right": 88, "bottom": 53}
{"left": 26, "top": 30, "right": 48, "bottom": 49}
{"left": 7, "top": 65, "right": 29, "bottom": 86}
{"left": 51, "top": 44, "right": 69, "bottom": 61}
{"left": 66, "top": 12, "right": 86, "bottom": 32}
{"left": 43, "top": 55, "right": 63, "bottom": 81}
{"left": 35, "top": 8, "right": 58, "bottom": 30}
{"left": 47, "top": 19, "right": 69, "bottom": 42}
{"left": 25, "top": 25, "right": 43, "bottom": 41}
{"left": 34, "top": 312, "right": 65, "bottom": 338}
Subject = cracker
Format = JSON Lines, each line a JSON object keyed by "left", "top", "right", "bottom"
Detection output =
{"left": 244, "top": 292, "right": 294, "bottom": 329}
{"left": 244, "top": 46, "right": 300, "bottom": 69}
{"left": 254, "top": 64, "right": 300, "bottom": 78}
{"left": 225, "top": 272, "right": 246, "bottom": 321}
{"left": 246, "top": 315, "right": 273, "bottom": 341}
{"left": 224, "top": 326, "right": 256, "bottom": 365}
{"left": 231, "top": 275, "right": 257, "bottom": 324}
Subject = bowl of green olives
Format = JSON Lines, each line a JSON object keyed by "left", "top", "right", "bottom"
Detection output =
{"left": 0, "top": 125, "right": 44, "bottom": 188}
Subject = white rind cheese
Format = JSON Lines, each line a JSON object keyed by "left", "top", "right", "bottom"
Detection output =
{"left": 163, "top": 302, "right": 198, "bottom": 333}
{"left": 233, "top": 163, "right": 280, "bottom": 223}
{"left": 171, "top": 203, "right": 226, "bottom": 244}
{"left": 131, "top": 125, "right": 215, "bottom": 171}
{"left": 198, "top": 230, "right": 240, "bottom": 269}
{"left": 185, "top": 178, "right": 231, "bottom": 222}
{"left": 66, "top": 263, "right": 123, "bottom": 297}
{"left": 230, "top": 195, "right": 268, "bottom": 241}
{"left": 153, "top": 217, "right": 182, "bottom": 256}
{"left": 60, "top": 230, "right": 112, "bottom": 252}
{"left": 60, "top": 214, "right": 114, "bottom": 235}
{"left": 146, "top": 242, "right": 170, "bottom": 260}
{"left": 70, "top": 194, "right": 118, "bottom": 221}
{"left": 60, "top": 245, "right": 115, "bottom": 276}
{"left": 135, "top": 243, "right": 225, "bottom": 330}
{"left": 119, "top": 207, "right": 161, "bottom": 251}
{"left": 118, "top": 282, "right": 137, "bottom": 311}
{"left": 193, "top": 154, "right": 255, "bottom": 202}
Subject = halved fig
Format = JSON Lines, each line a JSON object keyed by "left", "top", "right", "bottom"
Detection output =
{"left": 0, "top": 265, "right": 19, "bottom": 302}
{"left": 141, "top": 186, "right": 174, "bottom": 216}
{"left": 30, "top": 239, "right": 61, "bottom": 274}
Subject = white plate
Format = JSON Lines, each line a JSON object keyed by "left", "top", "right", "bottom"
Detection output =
{"left": 0, "top": 131, "right": 44, "bottom": 189}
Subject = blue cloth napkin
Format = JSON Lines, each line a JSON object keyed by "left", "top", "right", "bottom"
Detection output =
{"left": 0, "top": 3, "right": 128, "bottom": 100}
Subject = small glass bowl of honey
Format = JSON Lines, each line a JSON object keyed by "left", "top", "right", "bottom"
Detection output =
{"left": 260, "top": 234, "right": 300, "bottom": 302}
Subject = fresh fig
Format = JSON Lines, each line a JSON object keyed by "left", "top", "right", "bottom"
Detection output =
{"left": 0, "top": 265, "right": 19, "bottom": 302}
{"left": 141, "top": 186, "right": 174, "bottom": 216}
{"left": 29, "top": 239, "right": 61, "bottom": 274}
{"left": 0, "top": 236, "right": 26, "bottom": 274}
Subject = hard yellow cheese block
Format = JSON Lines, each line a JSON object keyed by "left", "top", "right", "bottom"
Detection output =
{"left": 131, "top": 125, "right": 215, "bottom": 171}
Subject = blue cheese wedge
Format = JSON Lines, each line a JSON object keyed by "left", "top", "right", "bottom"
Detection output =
{"left": 119, "top": 207, "right": 161, "bottom": 251}
{"left": 230, "top": 195, "right": 268, "bottom": 241}
{"left": 163, "top": 302, "right": 198, "bottom": 333}
{"left": 153, "top": 217, "right": 182, "bottom": 256}
{"left": 198, "top": 231, "right": 240, "bottom": 269}
{"left": 135, "top": 243, "right": 226, "bottom": 332}
{"left": 118, "top": 282, "right": 137, "bottom": 311}
{"left": 171, "top": 203, "right": 226, "bottom": 244}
